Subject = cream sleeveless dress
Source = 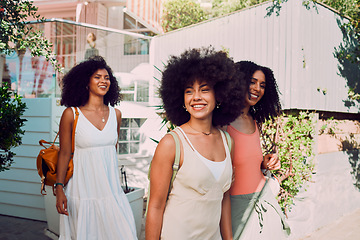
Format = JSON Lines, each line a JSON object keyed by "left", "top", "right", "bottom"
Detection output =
{"left": 160, "top": 127, "right": 232, "bottom": 240}
{"left": 59, "top": 106, "right": 137, "bottom": 240}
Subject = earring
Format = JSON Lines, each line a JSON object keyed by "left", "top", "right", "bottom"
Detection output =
{"left": 183, "top": 105, "right": 187, "bottom": 112}
{"left": 216, "top": 102, "right": 221, "bottom": 109}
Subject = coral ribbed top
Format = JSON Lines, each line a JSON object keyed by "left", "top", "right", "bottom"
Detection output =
{"left": 227, "top": 123, "right": 266, "bottom": 195}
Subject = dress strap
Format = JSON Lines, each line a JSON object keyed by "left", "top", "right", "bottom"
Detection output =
{"left": 177, "top": 127, "right": 196, "bottom": 151}
{"left": 178, "top": 127, "right": 230, "bottom": 161}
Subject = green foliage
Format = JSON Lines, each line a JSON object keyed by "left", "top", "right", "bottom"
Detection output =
{"left": 262, "top": 111, "right": 316, "bottom": 214}
{"left": 211, "top": 0, "right": 359, "bottom": 64}
{"left": 270, "top": 0, "right": 360, "bottom": 64}
{"left": 321, "top": 0, "right": 360, "bottom": 65}
{"left": 0, "top": 83, "right": 27, "bottom": 172}
{"left": 318, "top": 117, "right": 338, "bottom": 136}
{"left": 211, "top": 0, "right": 268, "bottom": 17}
{"left": 162, "top": 0, "right": 208, "bottom": 32}
{"left": 0, "top": 0, "right": 62, "bottom": 71}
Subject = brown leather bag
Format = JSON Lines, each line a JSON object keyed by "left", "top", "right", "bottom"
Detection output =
{"left": 36, "top": 107, "right": 79, "bottom": 195}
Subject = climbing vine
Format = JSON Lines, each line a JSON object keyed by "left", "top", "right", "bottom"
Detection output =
{"left": 261, "top": 111, "right": 316, "bottom": 214}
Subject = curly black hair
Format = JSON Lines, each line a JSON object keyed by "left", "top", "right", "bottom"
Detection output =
{"left": 60, "top": 56, "right": 121, "bottom": 107}
{"left": 235, "top": 61, "right": 281, "bottom": 124}
{"left": 160, "top": 47, "right": 246, "bottom": 127}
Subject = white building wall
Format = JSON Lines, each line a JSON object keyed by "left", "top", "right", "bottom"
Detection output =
{"left": 150, "top": 0, "right": 358, "bottom": 113}
{"left": 0, "top": 98, "right": 56, "bottom": 221}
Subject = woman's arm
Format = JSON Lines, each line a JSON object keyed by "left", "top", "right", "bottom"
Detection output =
{"left": 145, "top": 133, "right": 176, "bottom": 240}
{"left": 220, "top": 135, "right": 235, "bottom": 239}
{"left": 220, "top": 190, "right": 233, "bottom": 240}
{"left": 115, "top": 108, "right": 122, "bottom": 149}
{"left": 115, "top": 108, "right": 122, "bottom": 138}
{"left": 55, "top": 107, "right": 74, "bottom": 215}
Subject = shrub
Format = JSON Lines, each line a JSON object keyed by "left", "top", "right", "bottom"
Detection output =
{"left": 0, "top": 83, "right": 27, "bottom": 172}
{"left": 262, "top": 111, "right": 316, "bottom": 214}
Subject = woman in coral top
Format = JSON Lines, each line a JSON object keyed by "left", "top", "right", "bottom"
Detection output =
{"left": 227, "top": 61, "right": 291, "bottom": 239}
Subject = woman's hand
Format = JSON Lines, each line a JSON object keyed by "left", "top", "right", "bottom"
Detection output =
{"left": 262, "top": 153, "right": 281, "bottom": 171}
{"left": 55, "top": 186, "right": 69, "bottom": 216}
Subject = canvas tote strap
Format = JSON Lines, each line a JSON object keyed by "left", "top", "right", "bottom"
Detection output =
{"left": 168, "top": 131, "right": 180, "bottom": 190}
{"left": 145, "top": 130, "right": 181, "bottom": 217}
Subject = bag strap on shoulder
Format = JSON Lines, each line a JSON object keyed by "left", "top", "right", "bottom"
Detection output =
{"left": 220, "top": 129, "right": 232, "bottom": 153}
{"left": 145, "top": 130, "right": 181, "bottom": 217}
{"left": 71, "top": 107, "right": 79, "bottom": 154}
{"left": 168, "top": 131, "right": 180, "bottom": 191}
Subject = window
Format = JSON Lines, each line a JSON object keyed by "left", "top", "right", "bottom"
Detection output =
{"left": 121, "top": 79, "right": 149, "bottom": 102}
{"left": 118, "top": 118, "right": 146, "bottom": 154}
{"left": 50, "top": 17, "right": 76, "bottom": 71}
{"left": 123, "top": 13, "right": 150, "bottom": 55}
{"left": 124, "top": 36, "right": 149, "bottom": 55}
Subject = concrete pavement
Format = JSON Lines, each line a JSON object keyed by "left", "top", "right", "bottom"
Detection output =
{"left": 299, "top": 208, "right": 360, "bottom": 240}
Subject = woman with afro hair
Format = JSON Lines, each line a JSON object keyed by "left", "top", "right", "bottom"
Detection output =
{"left": 145, "top": 46, "right": 246, "bottom": 240}
{"left": 56, "top": 56, "right": 137, "bottom": 239}
{"left": 226, "top": 61, "right": 290, "bottom": 239}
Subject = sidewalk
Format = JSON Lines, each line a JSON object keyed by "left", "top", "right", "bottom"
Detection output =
{"left": 298, "top": 208, "right": 360, "bottom": 240}
{"left": 0, "top": 214, "right": 50, "bottom": 240}
{"left": 1, "top": 209, "right": 360, "bottom": 240}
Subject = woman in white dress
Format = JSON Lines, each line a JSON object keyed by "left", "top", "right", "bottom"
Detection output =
{"left": 55, "top": 56, "right": 137, "bottom": 240}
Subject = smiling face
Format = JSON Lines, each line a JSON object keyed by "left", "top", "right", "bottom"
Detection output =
{"left": 88, "top": 68, "right": 110, "bottom": 97}
{"left": 245, "top": 70, "right": 266, "bottom": 107}
{"left": 184, "top": 80, "right": 216, "bottom": 121}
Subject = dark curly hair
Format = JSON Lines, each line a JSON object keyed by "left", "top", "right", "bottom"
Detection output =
{"left": 160, "top": 47, "right": 246, "bottom": 127}
{"left": 60, "top": 56, "right": 121, "bottom": 107}
{"left": 235, "top": 61, "right": 281, "bottom": 124}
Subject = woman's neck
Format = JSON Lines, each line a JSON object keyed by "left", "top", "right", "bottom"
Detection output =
{"left": 242, "top": 105, "right": 251, "bottom": 116}
{"left": 84, "top": 96, "right": 106, "bottom": 110}
{"left": 186, "top": 118, "right": 214, "bottom": 136}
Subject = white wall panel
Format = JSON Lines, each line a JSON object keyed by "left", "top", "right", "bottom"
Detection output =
{"left": 0, "top": 98, "right": 51, "bottom": 221}
{"left": 0, "top": 204, "right": 45, "bottom": 221}
{"left": 9, "top": 157, "right": 39, "bottom": 170}
{"left": 0, "top": 180, "right": 41, "bottom": 195}
{"left": 0, "top": 168, "right": 41, "bottom": 183}
{"left": 151, "top": 0, "right": 358, "bottom": 113}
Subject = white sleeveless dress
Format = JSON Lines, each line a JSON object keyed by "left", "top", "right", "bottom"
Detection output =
{"left": 59, "top": 106, "right": 137, "bottom": 240}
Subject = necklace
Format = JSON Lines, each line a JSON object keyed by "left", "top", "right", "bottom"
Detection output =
{"left": 101, "top": 106, "right": 106, "bottom": 123}
{"left": 187, "top": 123, "right": 212, "bottom": 136}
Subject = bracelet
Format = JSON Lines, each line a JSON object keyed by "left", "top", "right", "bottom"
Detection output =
{"left": 54, "top": 182, "right": 65, "bottom": 188}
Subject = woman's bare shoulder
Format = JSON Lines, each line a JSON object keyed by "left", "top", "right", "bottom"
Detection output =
{"left": 61, "top": 107, "right": 75, "bottom": 120}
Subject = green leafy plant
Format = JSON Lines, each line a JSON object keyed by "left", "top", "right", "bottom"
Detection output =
{"left": 161, "top": 0, "right": 208, "bottom": 32}
{"left": 0, "top": 0, "right": 62, "bottom": 71}
{"left": 0, "top": 83, "right": 27, "bottom": 172}
{"left": 261, "top": 111, "right": 316, "bottom": 214}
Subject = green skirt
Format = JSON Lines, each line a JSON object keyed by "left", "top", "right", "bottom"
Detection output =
{"left": 230, "top": 181, "right": 291, "bottom": 240}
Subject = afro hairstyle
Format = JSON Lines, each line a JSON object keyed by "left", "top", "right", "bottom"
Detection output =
{"left": 235, "top": 61, "right": 281, "bottom": 124}
{"left": 160, "top": 46, "right": 246, "bottom": 127}
{"left": 60, "top": 55, "right": 121, "bottom": 107}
